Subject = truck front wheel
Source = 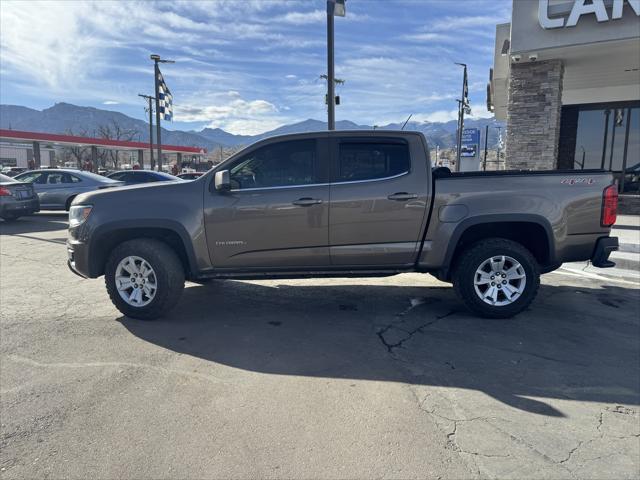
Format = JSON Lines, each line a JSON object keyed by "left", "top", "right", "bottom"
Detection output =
{"left": 105, "top": 238, "right": 185, "bottom": 320}
{"left": 452, "top": 238, "right": 540, "bottom": 319}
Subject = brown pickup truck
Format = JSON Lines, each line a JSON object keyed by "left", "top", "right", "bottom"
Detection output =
{"left": 67, "top": 131, "right": 619, "bottom": 320}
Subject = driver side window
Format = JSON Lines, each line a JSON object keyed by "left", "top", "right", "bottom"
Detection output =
{"left": 229, "top": 139, "right": 317, "bottom": 190}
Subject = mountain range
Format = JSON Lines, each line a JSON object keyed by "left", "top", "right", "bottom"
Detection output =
{"left": 0, "top": 103, "right": 504, "bottom": 151}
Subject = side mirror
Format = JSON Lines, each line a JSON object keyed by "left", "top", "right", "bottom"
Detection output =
{"left": 214, "top": 170, "right": 231, "bottom": 192}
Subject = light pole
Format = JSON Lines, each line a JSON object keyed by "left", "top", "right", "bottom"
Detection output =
{"left": 138, "top": 94, "right": 155, "bottom": 170}
{"left": 150, "top": 54, "right": 175, "bottom": 172}
{"left": 326, "top": 0, "right": 345, "bottom": 130}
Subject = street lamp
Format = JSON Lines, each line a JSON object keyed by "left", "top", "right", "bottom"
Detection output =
{"left": 326, "top": 0, "right": 346, "bottom": 130}
{"left": 150, "top": 54, "right": 175, "bottom": 172}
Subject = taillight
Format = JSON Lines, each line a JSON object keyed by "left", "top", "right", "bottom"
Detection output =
{"left": 0, "top": 187, "right": 11, "bottom": 196}
{"left": 601, "top": 184, "right": 618, "bottom": 227}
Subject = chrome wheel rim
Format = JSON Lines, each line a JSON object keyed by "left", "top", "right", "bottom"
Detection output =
{"left": 473, "top": 255, "right": 526, "bottom": 306}
{"left": 115, "top": 256, "right": 157, "bottom": 307}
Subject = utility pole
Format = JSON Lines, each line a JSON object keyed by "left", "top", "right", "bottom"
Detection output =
{"left": 455, "top": 63, "right": 468, "bottom": 172}
{"left": 326, "top": 0, "right": 346, "bottom": 130}
{"left": 138, "top": 94, "right": 155, "bottom": 170}
{"left": 496, "top": 126, "right": 503, "bottom": 170}
{"left": 483, "top": 124, "right": 489, "bottom": 171}
{"left": 150, "top": 54, "right": 174, "bottom": 172}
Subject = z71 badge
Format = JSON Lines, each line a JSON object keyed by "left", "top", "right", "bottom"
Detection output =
{"left": 561, "top": 178, "right": 595, "bottom": 185}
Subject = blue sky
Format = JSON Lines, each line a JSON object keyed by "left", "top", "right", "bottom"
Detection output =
{"left": 0, "top": 0, "right": 510, "bottom": 134}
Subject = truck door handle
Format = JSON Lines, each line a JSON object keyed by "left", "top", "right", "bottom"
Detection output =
{"left": 292, "top": 197, "right": 323, "bottom": 206}
{"left": 387, "top": 192, "right": 418, "bottom": 201}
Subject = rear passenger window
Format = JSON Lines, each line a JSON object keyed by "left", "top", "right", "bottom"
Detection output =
{"left": 337, "top": 142, "right": 410, "bottom": 182}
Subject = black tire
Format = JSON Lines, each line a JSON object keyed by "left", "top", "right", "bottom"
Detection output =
{"left": 105, "top": 238, "right": 185, "bottom": 320}
{"left": 65, "top": 195, "right": 77, "bottom": 212}
{"left": 1, "top": 215, "right": 20, "bottom": 222}
{"left": 452, "top": 238, "right": 540, "bottom": 319}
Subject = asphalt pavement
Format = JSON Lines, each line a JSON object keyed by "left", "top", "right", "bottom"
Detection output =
{"left": 1, "top": 213, "right": 639, "bottom": 479}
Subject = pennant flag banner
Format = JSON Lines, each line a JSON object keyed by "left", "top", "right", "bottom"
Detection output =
{"left": 158, "top": 70, "right": 173, "bottom": 121}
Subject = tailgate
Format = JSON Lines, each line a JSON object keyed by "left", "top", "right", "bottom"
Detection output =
{"left": 555, "top": 172, "right": 614, "bottom": 234}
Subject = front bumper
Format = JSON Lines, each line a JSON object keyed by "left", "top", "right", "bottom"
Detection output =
{"left": 66, "top": 239, "right": 91, "bottom": 278}
{"left": 591, "top": 236, "right": 619, "bottom": 268}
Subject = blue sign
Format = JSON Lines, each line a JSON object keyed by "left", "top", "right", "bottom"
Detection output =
{"left": 461, "top": 128, "right": 480, "bottom": 145}
{"left": 461, "top": 128, "right": 480, "bottom": 158}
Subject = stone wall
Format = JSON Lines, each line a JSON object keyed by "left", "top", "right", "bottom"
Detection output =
{"left": 505, "top": 60, "right": 564, "bottom": 170}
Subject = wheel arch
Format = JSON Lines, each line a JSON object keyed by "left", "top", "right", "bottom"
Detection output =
{"left": 441, "top": 214, "right": 555, "bottom": 280}
{"left": 88, "top": 220, "right": 198, "bottom": 278}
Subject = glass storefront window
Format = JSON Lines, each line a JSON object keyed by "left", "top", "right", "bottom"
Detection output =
{"left": 621, "top": 108, "right": 639, "bottom": 194}
{"left": 571, "top": 103, "right": 639, "bottom": 195}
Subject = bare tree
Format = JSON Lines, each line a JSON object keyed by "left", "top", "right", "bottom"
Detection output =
{"left": 97, "top": 120, "right": 140, "bottom": 169}
{"left": 64, "top": 128, "right": 90, "bottom": 168}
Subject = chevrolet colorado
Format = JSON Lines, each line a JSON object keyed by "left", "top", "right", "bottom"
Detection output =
{"left": 67, "top": 131, "right": 619, "bottom": 319}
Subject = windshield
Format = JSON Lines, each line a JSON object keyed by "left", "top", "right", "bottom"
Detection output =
{"left": 0, "top": 173, "right": 17, "bottom": 183}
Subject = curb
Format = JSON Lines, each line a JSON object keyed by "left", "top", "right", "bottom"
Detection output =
{"left": 610, "top": 251, "right": 639, "bottom": 273}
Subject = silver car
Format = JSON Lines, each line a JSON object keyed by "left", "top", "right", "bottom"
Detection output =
{"left": 15, "top": 169, "right": 124, "bottom": 211}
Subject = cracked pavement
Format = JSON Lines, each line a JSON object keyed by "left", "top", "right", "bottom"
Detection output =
{"left": 1, "top": 214, "right": 639, "bottom": 479}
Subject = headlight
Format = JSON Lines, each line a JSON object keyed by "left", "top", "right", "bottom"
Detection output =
{"left": 69, "top": 205, "right": 93, "bottom": 227}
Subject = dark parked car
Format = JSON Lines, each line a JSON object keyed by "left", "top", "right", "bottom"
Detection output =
{"left": 0, "top": 173, "right": 40, "bottom": 221}
{"left": 68, "top": 131, "right": 619, "bottom": 320}
{"left": 107, "top": 170, "right": 182, "bottom": 185}
{"left": 15, "top": 169, "right": 124, "bottom": 211}
{"left": 177, "top": 172, "right": 204, "bottom": 180}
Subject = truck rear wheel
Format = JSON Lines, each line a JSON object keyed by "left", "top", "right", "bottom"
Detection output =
{"left": 105, "top": 238, "right": 185, "bottom": 320}
{"left": 452, "top": 238, "right": 540, "bottom": 319}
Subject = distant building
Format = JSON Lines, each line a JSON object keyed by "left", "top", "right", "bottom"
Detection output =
{"left": 0, "top": 142, "right": 54, "bottom": 168}
{"left": 490, "top": 0, "right": 639, "bottom": 195}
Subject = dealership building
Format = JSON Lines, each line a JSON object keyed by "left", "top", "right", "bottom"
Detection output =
{"left": 490, "top": 0, "right": 639, "bottom": 196}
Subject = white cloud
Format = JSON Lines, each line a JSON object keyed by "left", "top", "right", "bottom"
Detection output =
{"left": 0, "top": 1, "right": 100, "bottom": 90}
{"left": 103, "top": 100, "right": 120, "bottom": 105}
{"left": 469, "top": 109, "right": 494, "bottom": 120}
{"left": 402, "top": 33, "right": 455, "bottom": 43}
{"left": 278, "top": 9, "right": 325, "bottom": 25}
{"left": 415, "top": 110, "right": 460, "bottom": 123}
{"left": 222, "top": 118, "right": 285, "bottom": 136}
{"left": 285, "top": 74, "right": 298, "bottom": 79}
{"left": 430, "top": 15, "right": 500, "bottom": 31}
{"left": 173, "top": 91, "right": 284, "bottom": 135}
{"left": 416, "top": 93, "right": 457, "bottom": 103}
{"left": 276, "top": 8, "right": 368, "bottom": 25}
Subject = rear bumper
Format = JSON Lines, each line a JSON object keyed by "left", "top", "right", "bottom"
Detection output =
{"left": 0, "top": 198, "right": 40, "bottom": 217}
{"left": 591, "top": 237, "right": 619, "bottom": 268}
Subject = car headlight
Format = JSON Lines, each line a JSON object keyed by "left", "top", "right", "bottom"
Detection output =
{"left": 69, "top": 205, "right": 93, "bottom": 227}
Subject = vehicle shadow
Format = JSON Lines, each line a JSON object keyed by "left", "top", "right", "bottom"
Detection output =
{"left": 0, "top": 212, "right": 67, "bottom": 235}
{"left": 120, "top": 280, "right": 640, "bottom": 417}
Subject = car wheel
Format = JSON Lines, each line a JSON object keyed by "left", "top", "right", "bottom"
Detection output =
{"left": 452, "top": 238, "right": 540, "bottom": 319}
{"left": 65, "top": 195, "right": 77, "bottom": 212}
{"left": 1, "top": 214, "right": 20, "bottom": 222}
{"left": 105, "top": 238, "right": 185, "bottom": 320}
